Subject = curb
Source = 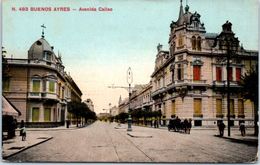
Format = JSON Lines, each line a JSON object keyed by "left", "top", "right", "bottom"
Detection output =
{"left": 214, "top": 135, "right": 258, "bottom": 146}
{"left": 3, "top": 137, "right": 53, "bottom": 160}
{"left": 127, "top": 133, "right": 153, "bottom": 138}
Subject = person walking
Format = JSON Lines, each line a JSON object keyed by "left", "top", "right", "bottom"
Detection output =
{"left": 218, "top": 121, "right": 225, "bottom": 137}
{"left": 187, "top": 118, "right": 192, "bottom": 134}
{"left": 239, "top": 122, "right": 246, "bottom": 136}
{"left": 20, "top": 120, "right": 26, "bottom": 141}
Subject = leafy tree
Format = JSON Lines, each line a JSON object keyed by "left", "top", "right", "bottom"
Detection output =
{"left": 239, "top": 68, "right": 258, "bottom": 136}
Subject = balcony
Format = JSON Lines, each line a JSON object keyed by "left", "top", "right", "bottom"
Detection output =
{"left": 42, "top": 92, "right": 59, "bottom": 101}
{"left": 216, "top": 114, "right": 224, "bottom": 118}
{"left": 151, "top": 87, "right": 166, "bottom": 98}
{"left": 28, "top": 92, "right": 41, "bottom": 99}
{"left": 193, "top": 113, "right": 203, "bottom": 118}
{"left": 212, "top": 80, "right": 239, "bottom": 87}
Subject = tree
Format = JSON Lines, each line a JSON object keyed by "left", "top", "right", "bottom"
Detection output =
{"left": 239, "top": 68, "right": 258, "bottom": 136}
{"left": 68, "top": 101, "right": 97, "bottom": 127}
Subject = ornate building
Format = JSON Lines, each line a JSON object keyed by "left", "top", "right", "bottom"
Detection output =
{"left": 2, "top": 32, "right": 82, "bottom": 127}
{"left": 151, "top": 1, "right": 258, "bottom": 126}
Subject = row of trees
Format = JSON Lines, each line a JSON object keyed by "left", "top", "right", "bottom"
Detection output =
{"left": 67, "top": 101, "right": 97, "bottom": 127}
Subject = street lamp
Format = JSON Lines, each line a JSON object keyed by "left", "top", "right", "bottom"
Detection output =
{"left": 217, "top": 21, "right": 239, "bottom": 137}
{"left": 127, "top": 67, "right": 133, "bottom": 131}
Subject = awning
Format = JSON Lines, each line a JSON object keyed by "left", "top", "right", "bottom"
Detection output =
{"left": 2, "top": 96, "right": 21, "bottom": 116}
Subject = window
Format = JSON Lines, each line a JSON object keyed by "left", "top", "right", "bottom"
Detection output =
{"left": 172, "top": 69, "right": 175, "bottom": 82}
{"left": 178, "top": 34, "right": 183, "bottom": 46}
{"left": 230, "top": 99, "right": 234, "bottom": 116}
{"left": 177, "top": 64, "right": 184, "bottom": 80}
{"left": 32, "top": 80, "right": 40, "bottom": 92}
{"left": 194, "top": 98, "right": 202, "bottom": 116}
{"left": 197, "top": 37, "right": 201, "bottom": 51}
{"left": 216, "top": 99, "right": 222, "bottom": 116}
{"left": 3, "top": 78, "right": 10, "bottom": 92}
{"left": 44, "top": 108, "right": 51, "bottom": 122}
{"left": 191, "top": 36, "right": 196, "bottom": 50}
{"left": 216, "top": 67, "right": 222, "bottom": 81}
{"left": 32, "top": 107, "right": 40, "bottom": 122}
{"left": 45, "top": 52, "right": 52, "bottom": 61}
{"left": 238, "top": 99, "right": 244, "bottom": 116}
{"left": 62, "top": 87, "right": 65, "bottom": 99}
{"left": 236, "top": 68, "right": 241, "bottom": 82}
{"left": 193, "top": 65, "right": 201, "bottom": 80}
{"left": 228, "top": 67, "right": 233, "bottom": 81}
{"left": 49, "top": 81, "right": 55, "bottom": 93}
{"left": 171, "top": 100, "right": 176, "bottom": 115}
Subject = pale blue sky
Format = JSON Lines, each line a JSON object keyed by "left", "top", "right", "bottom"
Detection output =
{"left": 2, "top": 0, "right": 258, "bottom": 113}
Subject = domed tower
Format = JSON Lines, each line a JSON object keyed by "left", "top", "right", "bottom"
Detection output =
{"left": 169, "top": 0, "right": 206, "bottom": 55}
{"left": 27, "top": 25, "right": 58, "bottom": 64}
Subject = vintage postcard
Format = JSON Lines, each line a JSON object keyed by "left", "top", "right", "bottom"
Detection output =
{"left": 1, "top": 0, "right": 258, "bottom": 163}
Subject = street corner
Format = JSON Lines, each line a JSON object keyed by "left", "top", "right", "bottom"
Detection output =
{"left": 127, "top": 131, "right": 153, "bottom": 138}
{"left": 2, "top": 134, "right": 53, "bottom": 160}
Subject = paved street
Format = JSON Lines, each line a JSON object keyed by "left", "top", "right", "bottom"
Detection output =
{"left": 5, "top": 121, "right": 258, "bottom": 163}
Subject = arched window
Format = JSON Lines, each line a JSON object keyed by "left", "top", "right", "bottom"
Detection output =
{"left": 197, "top": 36, "right": 201, "bottom": 51}
{"left": 191, "top": 36, "right": 196, "bottom": 50}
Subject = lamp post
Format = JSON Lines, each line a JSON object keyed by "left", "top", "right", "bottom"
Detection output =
{"left": 127, "top": 67, "right": 133, "bottom": 131}
{"left": 217, "top": 21, "right": 239, "bottom": 137}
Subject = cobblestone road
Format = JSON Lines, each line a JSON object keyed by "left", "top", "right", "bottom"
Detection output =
{"left": 6, "top": 121, "right": 258, "bottom": 163}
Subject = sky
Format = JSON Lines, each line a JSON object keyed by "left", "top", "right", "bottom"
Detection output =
{"left": 2, "top": 0, "right": 258, "bottom": 114}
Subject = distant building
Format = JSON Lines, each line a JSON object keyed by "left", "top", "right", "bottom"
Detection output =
{"left": 110, "top": 106, "right": 119, "bottom": 116}
{"left": 2, "top": 33, "right": 82, "bottom": 127}
{"left": 84, "top": 98, "right": 94, "bottom": 112}
{"left": 118, "top": 83, "right": 153, "bottom": 114}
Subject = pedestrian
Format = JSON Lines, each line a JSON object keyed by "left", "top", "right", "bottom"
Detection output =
{"left": 175, "top": 116, "right": 181, "bottom": 132}
{"left": 20, "top": 120, "right": 26, "bottom": 141}
{"left": 218, "top": 121, "right": 225, "bottom": 137}
{"left": 239, "top": 122, "right": 246, "bottom": 136}
{"left": 168, "top": 115, "right": 175, "bottom": 131}
{"left": 183, "top": 118, "right": 188, "bottom": 133}
{"left": 20, "top": 120, "right": 25, "bottom": 136}
{"left": 187, "top": 118, "right": 192, "bottom": 134}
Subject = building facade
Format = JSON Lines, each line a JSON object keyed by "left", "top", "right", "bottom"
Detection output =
{"left": 3, "top": 35, "right": 82, "bottom": 127}
{"left": 150, "top": 1, "right": 257, "bottom": 126}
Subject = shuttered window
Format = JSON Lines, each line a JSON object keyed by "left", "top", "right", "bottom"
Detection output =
{"left": 216, "top": 99, "right": 222, "bottom": 115}
{"left": 171, "top": 100, "right": 176, "bottom": 115}
{"left": 32, "top": 107, "right": 40, "bottom": 122}
{"left": 32, "top": 80, "right": 40, "bottom": 92}
{"left": 49, "top": 81, "right": 55, "bottom": 93}
{"left": 194, "top": 98, "right": 202, "bottom": 115}
{"left": 228, "top": 67, "right": 233, "bottom": 81}
{"left": 238, "top": 99, "right": 244, "bottom": 115}
{"left": 44, "top": 108, "right": 51, "bottom": 122}
{"left": 193, "top": 66, "right": 201, "bottom": 80}
{"left": 230, "top": 99, "right": 234, "bottom": 115}
{"left": 216, "top": 67, "right": 222, "bottom": 81}
{"left": 236, "top": 68, "right": 241, "bottom": 82}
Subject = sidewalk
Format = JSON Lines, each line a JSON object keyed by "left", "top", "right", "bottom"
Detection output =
{"left": 2, "top": 133, "right": 53, "bottom": 160}
{"left": 115, "top": 122, "right": 258, "bottom": 145}
{"left": 2, "top": 124, "right": 93, "bottom": 159}
{"left": 215, "top": 129, "right": 258, "bottom": 146}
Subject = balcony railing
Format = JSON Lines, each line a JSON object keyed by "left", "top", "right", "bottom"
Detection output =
{"left": 151, "top": 87, "right": 166, "bottom": 97}
{"left": 212, "top": 80, "right": 239, "bottom": 87}
{"left": 28, "top": 92, "right": 41, "bottom": 98}
{"left": 193, "top": 113, "right": 203, "bottom": 118}
{"left": 216, "top": 114, "right": 224, "bottom": 118}
{"left": 6, "top": 59, "right": 64, "bottom": 75}
{"left": 42, "top": 92, "right": 58, "bottom": 100}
